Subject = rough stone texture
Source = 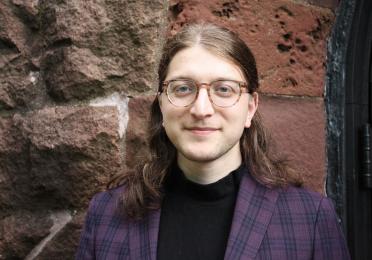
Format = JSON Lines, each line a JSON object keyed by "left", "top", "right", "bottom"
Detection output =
{"left": 0, "top": 106, "right": 122, "bottom": 259}
{"left": 0, "top": 72, "right": 44, "bottom": 110}
{"left": 40, "top": 0, "right": 166, "bottom": 101}
{"left": 302, "top": 0, "right": 340, "bottom": 10}
{"left": 32, "top": 211, "right": 84, "bottom": 260}
{"left": 0, "top": 116, "right": 29, "bottom": 217}
{"left": 168, "top": 0, "right": 334, "bottom": 97}
{"left": 0, "top": 107, "right": 121, "bottom": 210}
{"left": 125, "top": 95, "right": 154, "bottom": 170}
{"left": 0, "top": 211, "right": 53, "bottom": 259}
{"left": 43, "top": 46, "right": 108, "bottom": 102}
{"left": 1, "top": 0, "right": 166, "bottom": 107}
{"left": 13, "top": 106, "right": 122, "bottom": 208}
{"left": 0, "top": 0, "right": 46, "bottom": 110}
{"left": 260, "top": 95, "right": 326, "bottom": 193}
{"left": 0, "top": 0, "right": 166, "bottom": 258}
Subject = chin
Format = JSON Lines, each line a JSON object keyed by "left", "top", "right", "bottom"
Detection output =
{"left": 179, "top": 149, "right": 222, "bottom": 163}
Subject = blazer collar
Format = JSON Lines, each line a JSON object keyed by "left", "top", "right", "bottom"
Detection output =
{"left": 224, "top": 171, "right": 279, "bottom": 259}
{"left": 128, "top": 169, "right": 279, "bottom": 260}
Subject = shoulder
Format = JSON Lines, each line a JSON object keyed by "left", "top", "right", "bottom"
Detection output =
{"left": 276, "top": 186, "right": 340, "bottom": 228}
{"left": 90, "top": 185, "right": 125, "bottom": 206}
{"left": 76, "top": 186, "right": 131, "bottom": 259}
{"left": 243, "top": 171, "right": 331, "bottom": 214}
{"left": 274, "top": 185, "right": 338, "bottom": 219}
{"left": 84, "top": 185, "right": 130, "bottom": 238}
{"left": 87, "top": 185, "right": 126, "bottom": 219}
{"left": 277, "top": 185, "right": 327, "bottom": 209}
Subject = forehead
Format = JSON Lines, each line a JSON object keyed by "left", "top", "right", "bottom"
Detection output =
{"left": 165, "top": 46, "right": 245, "bottom": 82}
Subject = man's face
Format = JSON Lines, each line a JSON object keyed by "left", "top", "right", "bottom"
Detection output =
{"left": 159, "top": 46, "right": 258, "bottom": 170}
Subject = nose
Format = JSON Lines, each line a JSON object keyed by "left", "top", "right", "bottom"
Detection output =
{"left": 189, "top": 88, "right": 215, "bottom": 118}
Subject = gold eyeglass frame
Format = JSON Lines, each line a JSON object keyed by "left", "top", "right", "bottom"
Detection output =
{"left": 159, "top": 79, "right": 250, "bottom": 108}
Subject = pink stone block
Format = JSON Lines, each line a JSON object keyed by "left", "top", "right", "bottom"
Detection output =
{"left": 260, "top": 95, "right": 326, "bottom": 193}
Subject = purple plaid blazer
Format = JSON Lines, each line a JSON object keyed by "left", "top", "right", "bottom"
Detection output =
{"left": 76, "top": 170, "right": 350, "bottom": 259}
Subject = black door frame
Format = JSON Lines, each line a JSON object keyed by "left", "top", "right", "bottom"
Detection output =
{"left": 326, "top": 0, "right": 372, "bottom": 259}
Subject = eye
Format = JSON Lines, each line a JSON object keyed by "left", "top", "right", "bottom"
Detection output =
{"left": 212, "top": 81, "right": 239, "bottom": 97}
{"left": 175, "top": 85, "right": 192, "bottom": 93}
{"left": 215, "top": 85, "right": 232, "bottom": 93}
{"left": 169, "top": 81, "right": 196, "bottom": 97}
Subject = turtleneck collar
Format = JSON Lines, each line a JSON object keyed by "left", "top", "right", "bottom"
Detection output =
{"left": 164, "top": 164, "right": 245, "bottom": 202}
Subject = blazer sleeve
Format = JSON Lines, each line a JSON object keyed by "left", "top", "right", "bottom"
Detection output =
{"left": 313, "top": 197, "right": 350, "bottom": 259}
{"left": 75, "top": 195, "right": 98, "bottom": 260}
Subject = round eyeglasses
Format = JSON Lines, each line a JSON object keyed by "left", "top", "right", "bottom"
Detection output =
{"left": 160, "top": 79, "right": 250, "bottom": 107}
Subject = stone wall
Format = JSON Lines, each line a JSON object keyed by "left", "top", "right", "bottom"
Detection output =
{"left": 0, "top": 0, "right": 337, "bottom": 259}
{"left": 0, "top": 0, "right": 166, "bottom": 259}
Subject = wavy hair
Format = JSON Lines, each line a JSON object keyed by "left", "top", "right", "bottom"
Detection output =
{"left": 108, "top": 23, "right": 302, "bottom": 220}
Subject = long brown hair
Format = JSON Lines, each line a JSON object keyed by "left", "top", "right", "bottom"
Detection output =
{"left": 108, "top": 23, "right": 302, "bottom": 220}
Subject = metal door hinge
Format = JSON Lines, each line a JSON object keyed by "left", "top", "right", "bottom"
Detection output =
{"left": 361, "top": 123, "right": 372, "bottom": 188}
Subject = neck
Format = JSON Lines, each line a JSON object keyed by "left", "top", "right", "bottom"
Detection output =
{"left": 177, "top": 144, "right": 242, "bottom": 184}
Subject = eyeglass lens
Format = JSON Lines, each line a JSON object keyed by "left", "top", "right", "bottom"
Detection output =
{"left": 166, "top": 79, "right": 242, "bottom": 107}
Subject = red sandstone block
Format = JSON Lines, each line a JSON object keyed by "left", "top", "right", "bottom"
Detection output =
{"left": 260, "top": 95, "right": 326, "bottom": 193}
{"left": 168, "top": 0, "right": 334, "bottom": 97}
{"left": 125, "top": 95, "right": 154, "bottom": 169}
{"left": 304, "top": 0, "right": 340, "bottom": 10}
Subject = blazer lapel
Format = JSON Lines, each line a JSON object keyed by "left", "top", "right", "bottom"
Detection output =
{"left": 129, "top": 209, "right": 161, "bottom": 260}
{"left": 224, "top": 172, "right": 279, "bottom": 260}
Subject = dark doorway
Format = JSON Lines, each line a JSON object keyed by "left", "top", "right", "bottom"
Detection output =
{"left": 326, "top": 0, "right": 372, "bottom": 259}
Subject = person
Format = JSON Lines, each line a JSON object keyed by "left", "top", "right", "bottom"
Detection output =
{"left": 75, "top": 23, "right": 350, "bottom": 260}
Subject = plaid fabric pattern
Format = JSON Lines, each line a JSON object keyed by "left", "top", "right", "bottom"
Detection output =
{"left": 76, "top": 169, "right": 350, "bottom": 260}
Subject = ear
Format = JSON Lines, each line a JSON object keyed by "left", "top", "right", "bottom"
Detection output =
{"left": 244, "top": 92, "right": 258, "bottom": 128}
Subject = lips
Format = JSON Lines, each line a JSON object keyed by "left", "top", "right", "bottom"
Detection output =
{"left": 185, "top": 126, "right": 219, "bottom": 136}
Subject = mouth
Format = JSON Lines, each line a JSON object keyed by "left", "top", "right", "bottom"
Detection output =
{"left": 185, "top": 127, "right": 219, "bottom": 136}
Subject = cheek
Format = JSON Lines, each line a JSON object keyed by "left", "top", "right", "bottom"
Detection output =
{"left": 161, "top": 107, "right": 182, "bottom": 129}
{"left": 223, "top": 104, "right": 249, "bottom": 122}
{"left": 161, "top": 103, "right": 188, "bottom": 119}
{"left": 161, "top": 107, "right": 174, "bottom": 122}
{"left": 161, "top": 114, "right": 181, "bottom": 144}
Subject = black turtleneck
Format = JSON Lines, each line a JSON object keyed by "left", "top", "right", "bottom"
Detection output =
{"left": 157, "top": 165, "right": 244, "bottom": 260}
